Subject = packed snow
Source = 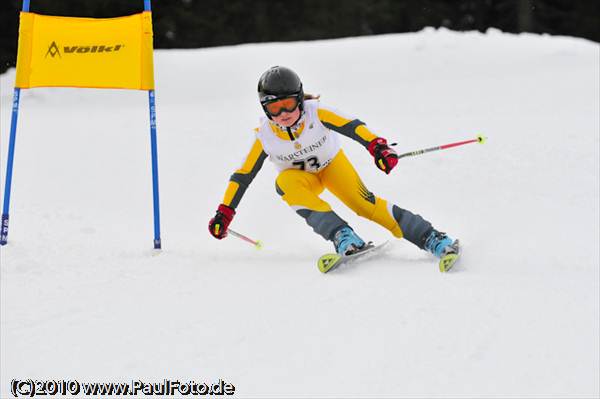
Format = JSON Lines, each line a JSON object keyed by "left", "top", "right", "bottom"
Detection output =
{"left": 1, "top": 28, "right": 599, "bottom": 398}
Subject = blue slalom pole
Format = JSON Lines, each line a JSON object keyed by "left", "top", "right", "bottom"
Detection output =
{"left": 1, "top": 89, "right": 21, "bottom": 245}
{"left": 148, "top": 91, "right": 161, "bottom": 249}
{"left": 145, "top": 0, "right": 161, "bottom": 249}
{"left": 1, "top": 0, "right": 29, "bottom": 245}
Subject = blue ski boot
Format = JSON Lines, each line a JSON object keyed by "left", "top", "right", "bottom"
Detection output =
{"left": 333, "top": 226, "right": 366, "bottom": 256}
{"left": 424, "top": 230, "right": 460, "bottom": 272}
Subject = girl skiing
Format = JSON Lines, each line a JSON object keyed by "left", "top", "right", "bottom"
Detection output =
{"left": 209, "top": 66, "right": 459, "bottom": 271}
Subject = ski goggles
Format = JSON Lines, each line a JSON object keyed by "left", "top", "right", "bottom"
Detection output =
{"left": 263, "top": 96, "right": 299, "bottom": 117}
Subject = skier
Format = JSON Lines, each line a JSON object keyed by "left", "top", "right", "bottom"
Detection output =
{"left": 208, "top": 66, "right": 459, "bottom": 270}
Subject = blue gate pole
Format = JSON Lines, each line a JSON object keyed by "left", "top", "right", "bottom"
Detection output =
{"left": 1, "top": 0, "right": 29, "bottom": 245}
{"left": 148, "top": 90, "right": 161, "bottom": 249}
{"left": 1, "top": 89, "right": 22, "bottom": 246}
{"left": 145, "top": 0, "right": 161, "bottom": 249}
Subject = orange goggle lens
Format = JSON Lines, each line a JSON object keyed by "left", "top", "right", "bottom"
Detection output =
{"left": 264, "top": 97, "right": 299, "bottom": 116}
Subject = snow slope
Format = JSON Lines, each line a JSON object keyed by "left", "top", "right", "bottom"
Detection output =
{"left": 1, "top": 28, "right": 599, "bottom": 398}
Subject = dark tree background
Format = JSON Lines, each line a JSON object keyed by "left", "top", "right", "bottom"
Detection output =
{"left": 0, "top": 0, "right": 598, "bottom": 74}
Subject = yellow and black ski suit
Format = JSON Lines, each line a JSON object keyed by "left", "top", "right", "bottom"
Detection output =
{"left": 220, "top": 99, "right": 433, "bottom": 248}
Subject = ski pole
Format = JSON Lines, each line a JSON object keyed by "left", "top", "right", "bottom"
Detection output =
{"left": 397, "top": 134, "right": 487, "bottom": 159}
{"left": 228, "top": 228, "right": 263, "bottom": 250}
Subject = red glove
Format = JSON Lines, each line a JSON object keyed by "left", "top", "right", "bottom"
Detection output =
{"left": 368, "top": 137, "right": 398, "bottom": 174}
{"left": 208, "top": 204, "right": 235, "bottom": 239}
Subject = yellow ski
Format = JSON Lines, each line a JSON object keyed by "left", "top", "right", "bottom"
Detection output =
{"left": 317, "top": 253, "right": 343, "bottom": 273}
{"left": 439, "top": 253, "right": 459, "bottom": 272}
{"left": 317, "top": 242, "right": 389, "bottom": 273}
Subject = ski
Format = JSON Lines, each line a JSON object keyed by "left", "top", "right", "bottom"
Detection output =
{"left": 317, "top": 240, "right": 460, "bottom": 273}
{"left": 317, "top": 241, "right": 390, "bottom": 273}
{"left": 438, "top": 240, "right": 460, "bottom": 272}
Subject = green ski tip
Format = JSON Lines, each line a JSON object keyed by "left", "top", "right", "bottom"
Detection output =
{"left": 318, "top": 253, "right": 342, "bottom": 273}
{"left": 439, "top": 253, "right": 459, "bottom": 272}
{"left": 476, "top": 134, "right": 487, "bottom": 144}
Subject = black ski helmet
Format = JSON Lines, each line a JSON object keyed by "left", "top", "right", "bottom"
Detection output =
{"left": 258, "top": 66, "right": 304, "bottom": 118}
